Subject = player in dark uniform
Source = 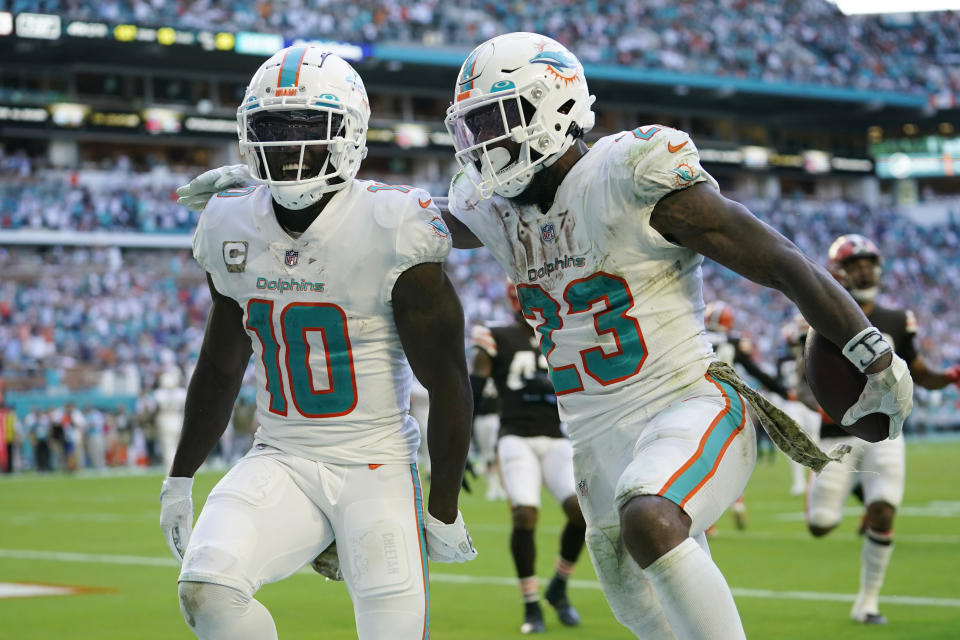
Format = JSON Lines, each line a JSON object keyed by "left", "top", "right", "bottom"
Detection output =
{"left": 471, "top": 283, "right": 587, "bottom": 635}
{"left": 806, "top": 234, "right": 960, "bottom": 625}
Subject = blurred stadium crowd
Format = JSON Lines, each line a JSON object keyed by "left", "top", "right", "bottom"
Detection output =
{"left": 1, "top": 151, "right": 958, "bottom": 474}
{"left": 0, "top": 150, "right": 201, "bottom": 233}
{"left": 2, "top": 0, "right": 959, "bottom": 472}
{"left": 7, "top": 0, "right": 959, "bottom": 95}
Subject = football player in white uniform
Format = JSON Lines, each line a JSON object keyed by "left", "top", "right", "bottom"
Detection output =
{"left": 159, "top": 47, "right": 476, "bottom": 640}
{"left": 173, "top": 34, "right": 916, "bottom": 640}
{"left": 804, "top": 235, "right": 960, "bottom": 625}
{"left": 440, "top": 33, "right": 914, "bottom": 639}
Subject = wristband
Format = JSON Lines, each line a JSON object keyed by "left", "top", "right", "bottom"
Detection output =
{"left": 161, "top": 476, "right": 194, "bottom": 495}
{"left": 842, "top": 327, "right": 892, "bottom": 373}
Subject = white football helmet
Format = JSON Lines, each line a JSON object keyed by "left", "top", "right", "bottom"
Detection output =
{"left": 237, "top": 46, "right": 370, "bottom": 210}
{"left": 445, "top": 32, "right": 595, "bottom": 199}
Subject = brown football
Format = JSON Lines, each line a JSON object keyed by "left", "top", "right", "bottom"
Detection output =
{"left": 803, "top": 328, "right": 889, "bottom": 443}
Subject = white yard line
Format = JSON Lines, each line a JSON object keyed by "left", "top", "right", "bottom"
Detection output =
{"left": 1, "top": 548, "right": 958, "bottom": 608}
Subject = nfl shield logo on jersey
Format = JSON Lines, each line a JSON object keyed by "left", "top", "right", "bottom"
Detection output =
{"left": 577, "top": 479, "right": 587, "bottom": 496}
{"left": 540, "top": 223, "right": 556, "bottom": 242}
{"left": 284, "top": 249, "right": 299, "bottom": 267}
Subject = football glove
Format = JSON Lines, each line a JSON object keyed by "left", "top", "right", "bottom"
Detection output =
{"left": 159, "top": 476, "right": 194, "bottom": 563}
{"left": 424, "top": 510, "right": 477, "bottom": 563}
{"left": 842, "top": 354, "right": 913, "bottom": 440}
{"left": 176, "top": 164, "right": 253, "bottom": 212}
{"left": 310, "top": 542, "right": 343, "bottom": 581}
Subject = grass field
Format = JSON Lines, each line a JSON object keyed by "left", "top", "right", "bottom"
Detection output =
{"left": 1, "top": 439, "right": 958, "bottom": 639}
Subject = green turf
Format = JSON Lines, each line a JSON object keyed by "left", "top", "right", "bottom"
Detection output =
{"left": 1, "top": 440, "right": 958, "bottom": 639}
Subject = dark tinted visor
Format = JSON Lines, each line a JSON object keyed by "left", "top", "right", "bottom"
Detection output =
{"left": 248, "top": 109, "right": 344, "bottom": 143}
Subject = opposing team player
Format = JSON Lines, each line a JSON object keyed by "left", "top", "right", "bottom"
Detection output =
{"left": 471, "top": 281, "right": 586, "bottom": 634}
{"left": 805, "top": 234, "right": 960, "bottom": 625}
{"left": 441, "top": 32, "right": 914, "bottom": 639}
{"left": 159, "top": 47, "right": 476, "bottom": 640}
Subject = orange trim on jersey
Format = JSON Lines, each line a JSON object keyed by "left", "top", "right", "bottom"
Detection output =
{"left": 369, "top": 463, "right": 383, "bottom": 470}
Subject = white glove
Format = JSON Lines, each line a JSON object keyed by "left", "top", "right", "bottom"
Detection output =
{"left": 842, "top": 354, "right": 914, "bottom": 440}
{"left": 175, "top": 165, "right": 254, "bottom": 212}
{"left": 159, "top": 476, "right": 194, "bottom": 563}
{"left": 424, "top": 510, "right": 477, "bottom": 563}
{"left": 310, "top": 542, "right": 343, "bottom": 581}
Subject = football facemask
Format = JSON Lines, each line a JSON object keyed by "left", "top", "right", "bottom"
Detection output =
{"left": 238, "top": 46, "right": 370, "bottom": 210}
{"left": 449, "top": 95, "right": 541, "bottom": 198}
{"left": 245, "top": 109, "right": 345, "bottom": 184}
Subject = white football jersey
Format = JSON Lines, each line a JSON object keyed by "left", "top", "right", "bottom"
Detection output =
{"left": 193, "top": 181, "right": 452, "bottom": 464}
{"left": 449, "top": 126, "right": 718, "bottom": 442}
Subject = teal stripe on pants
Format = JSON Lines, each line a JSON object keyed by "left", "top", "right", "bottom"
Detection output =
{"left": 661, "top": 377, "right": 745, "bottom": 507}
{"left": 410, "top": 464, "right": 430, "bottom": 638}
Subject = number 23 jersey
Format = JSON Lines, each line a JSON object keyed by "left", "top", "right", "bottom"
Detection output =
{"left": 449, "top": 126, "right": 718, "bottom": 441}
{"left": 193, "top": 181, "right": 452, "bottom": 464}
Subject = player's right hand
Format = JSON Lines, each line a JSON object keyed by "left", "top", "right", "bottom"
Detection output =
{"left": 424, "top": 510, "right": 478, "bottom": 563}
{"left": 175, "top": 164, "right": 253, "bottom": 212}
{"left": 842, "top": 353, "right": 913, "bottom": 440}
{"left": 159, "top": 476, "right": 194, "bottom": 563}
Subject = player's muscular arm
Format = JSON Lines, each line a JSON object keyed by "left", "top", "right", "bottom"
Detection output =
{"left": 169, "top": 274, "right": 252, "bottom": 477}
{"left": 393, "top": 262, "right": 473, "bottom": 523}
{"left": 435, "top": 196, "right": 483, "bottom": 249}
{"left": 651, "top": 183, "right": 891, "bottom": 373}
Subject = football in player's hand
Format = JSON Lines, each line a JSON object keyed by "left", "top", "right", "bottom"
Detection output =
{"left": 803, "top": 328, "right": 889, "bottom": 443}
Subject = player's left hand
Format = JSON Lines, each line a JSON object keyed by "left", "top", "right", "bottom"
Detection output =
{"left": 310, "top": 542, "right": 343, "bottom": 581}
{"left": 176, "top": 164, "right": 253, "bottom": 211}
{"left": 424, "top": 510, "right": 478, "bottom": 563}
{"left": 159, "top": 476, "right": 194, "bottom": 563}
{"left": 842, "top": 353, "right": 913, "bottom": 440}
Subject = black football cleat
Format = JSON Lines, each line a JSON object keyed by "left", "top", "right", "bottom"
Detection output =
{"left": 857, "top": 612, "right": 889, "bottom": 625}
{"left": 520, "top": 602, "right": 546, "bottom": 634}
{"left": 545, "top": 577, "right": 581, "bottom": 627}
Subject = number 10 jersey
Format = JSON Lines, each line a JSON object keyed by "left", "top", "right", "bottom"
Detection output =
{"left": 193, "top": 181, "right": 452, "bottom": 464}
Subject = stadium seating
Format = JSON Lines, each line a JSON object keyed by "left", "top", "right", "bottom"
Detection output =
{"left": 13, "top": 0, "right": 959, "bottom": 95}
